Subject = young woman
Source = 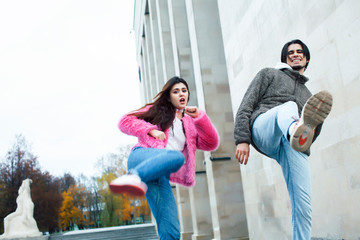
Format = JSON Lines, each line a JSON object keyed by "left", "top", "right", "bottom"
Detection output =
{"left": 109, "top": 76, "right": 219, "bottom": 239}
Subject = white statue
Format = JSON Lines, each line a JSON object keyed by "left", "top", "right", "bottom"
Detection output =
{"left": 0, "top": 179, "right": 42, "bottom": 239}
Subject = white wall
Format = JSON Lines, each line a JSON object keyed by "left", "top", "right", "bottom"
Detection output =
{"left": 218, "top": 0, "right": 360, "bottom": 239}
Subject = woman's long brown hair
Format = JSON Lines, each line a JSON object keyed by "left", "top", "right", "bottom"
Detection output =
{"left": 129, "top": 76, "right": 190, "bottom": 131}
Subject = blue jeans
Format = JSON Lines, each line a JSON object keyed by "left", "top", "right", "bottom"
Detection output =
{"left": 252, "top": 101, "right": 312, "bottom": 240}
{"left": 127, "top": 147, "right": 185, "bottom": 240}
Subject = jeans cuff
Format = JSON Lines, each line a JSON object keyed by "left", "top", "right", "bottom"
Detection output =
{"left": 128, "top": 169, "right": 139, "bottom": 176}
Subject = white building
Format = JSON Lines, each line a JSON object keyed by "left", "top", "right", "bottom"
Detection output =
{"left": 132, "top": 1, "right": 360, "bottom": 239}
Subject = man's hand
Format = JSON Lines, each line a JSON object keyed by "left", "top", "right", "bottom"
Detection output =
{"left": 235, "top": 143, "right": 250, "bottom": 165}
{"left": 149, "top": 129, "right": 166, "bottom": 140}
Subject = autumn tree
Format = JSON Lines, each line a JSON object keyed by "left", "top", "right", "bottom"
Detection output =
{"left": 59, "top": 173, "right": 76, "bottom": 192}
{"left": 31, "top": 172, "right": 62, "bottom": 233}
{"left": 95, "top": 145, "right": 151, "bottom": 226}
{"left": 0, "top": 135, "right": 62, "bottom": 233}
{"left": 136, "top": 197, "right": 151, "bottom": 223}
{"left": 0, "top": 135, "right": 39, "bottom": 213}
{"left": 96, "top": 146, "right": 130, "bottom": 226}
{"left": 97, "top": 171, "right": 123, "bottom": 226}
{"left": 120, "top": 194, "right": 134, "bottom": 224}
{"left": 78, "top": 176, "right": 102, "bottom": 228}
{"left": 0, "top": 137, "right": 151, "bottom": 234}
{"left": 57, "top": 174, "right": 102, "bottom": 230}
{"left": 58, "top": 189, "right": 85, "bottom": 231}
{"left": 95, "top": 145, "right": 131, "bottom": 177}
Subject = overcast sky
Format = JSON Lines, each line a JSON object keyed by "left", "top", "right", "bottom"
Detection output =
{"left": 0, "top": 1, "right": 141, "bottom": 178}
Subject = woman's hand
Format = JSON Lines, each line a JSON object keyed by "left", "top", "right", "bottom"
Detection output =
{"left": 235, "top": 143, "right": 250, "bottom": 165}
{"left": 149, "top": 129, "right": 166, "bottom": 140}
{"left": 185, "top": 106, "right": 200, "bottom": 118}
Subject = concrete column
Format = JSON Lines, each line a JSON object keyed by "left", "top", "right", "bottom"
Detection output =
{"left": 168, "top": 1, "right": 213, "bottom": 239}
{"left": 168, "top": 0, "right": 197, "bottom": 106}
{"left": 148, "top": 0, "right": 163, "bottom": 92}
{"left": 141, "top": 37, "right": 152, "bottom": 103}
{"left": 133, "top": 0, "right": 148, "bottom": 104}
{"left": 144, "top": 10, "right": 156, "bottom": 99}
{"left": 186, "top": 152, "right": 214, "bottom": 240}
{"left": 185, "top": 0, "right": 248, "bottom": 239}
{"left": 139, "top": 45, "right": 148, "bottom": 104}
{"left": 155, "top": 0, "right": 176, "bottom": 83}
{"left": 189, "top": 170, "right": 214, "bottom": 240}
{"left": 176, "top": 186, "right": 193, "bottom": 240}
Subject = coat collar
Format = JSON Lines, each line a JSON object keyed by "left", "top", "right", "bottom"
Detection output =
{"left": 275, "top": 62, "right": 309, "bottom": 84}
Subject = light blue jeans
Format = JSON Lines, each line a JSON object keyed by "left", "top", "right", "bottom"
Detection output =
{"left": 252, "top": 101, "right": 312, "bottom": 240}
{"left": 127, "top": 147, "right": 185, "bottom": 240}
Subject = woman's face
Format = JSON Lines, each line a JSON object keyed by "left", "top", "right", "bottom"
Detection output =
{"left": 169, "top": 83, "right": 189, "bottom": 110}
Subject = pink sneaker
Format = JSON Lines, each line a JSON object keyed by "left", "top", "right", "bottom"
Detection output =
{"left": 290, "top": 90, "right": 333, "bottom": 152}
{"left": 109, "top": 175, "right": 147, "bottom": 196}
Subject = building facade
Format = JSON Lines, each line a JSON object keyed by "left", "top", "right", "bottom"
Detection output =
{"left": 132, "top": 0, "right": 360, "bottom": 239}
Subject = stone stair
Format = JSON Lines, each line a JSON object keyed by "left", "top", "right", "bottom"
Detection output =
{"left": 49, "top": 223, "right": 158, "bottom": 240}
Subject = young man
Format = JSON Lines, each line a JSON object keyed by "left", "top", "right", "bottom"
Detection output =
{"left": 234, "top": 39, "right": 332, "bottom": 240}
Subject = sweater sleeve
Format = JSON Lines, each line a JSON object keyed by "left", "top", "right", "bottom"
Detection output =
{"left": 118, "top": 106, "right": 158, "bottom": 138}
{"left": 234, "top": 68, "right": 272, "bottom": 145}
{"left": 193, "top": 110, "right": 219, "bottom": 151}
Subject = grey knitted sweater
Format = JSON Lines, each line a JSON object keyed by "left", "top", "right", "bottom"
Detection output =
{"left": 234, "top": 63, "right": 321, "bottom": 156}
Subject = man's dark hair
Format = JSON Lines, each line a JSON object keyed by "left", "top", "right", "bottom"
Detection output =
{"left": 281, "top": 39, "right": 311, "bottom": 69}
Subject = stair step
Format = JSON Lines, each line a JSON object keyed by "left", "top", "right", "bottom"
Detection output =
{"left": 49, "top": 224, "right": 158, "bottom": 240}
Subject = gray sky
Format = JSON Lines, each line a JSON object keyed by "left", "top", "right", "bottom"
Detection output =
{"left": 0, "top": 1, "right": 141, "bottom": 177}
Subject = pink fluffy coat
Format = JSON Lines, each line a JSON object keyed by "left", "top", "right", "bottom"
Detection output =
{"left": 118, "top": 108, "right": 219, "bottom": 187}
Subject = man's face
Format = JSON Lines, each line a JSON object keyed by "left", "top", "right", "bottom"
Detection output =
{"left": 286, "top": 43, "right": 309, "bottom": 73}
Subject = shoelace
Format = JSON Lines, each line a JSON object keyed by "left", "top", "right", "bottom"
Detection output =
{"left": 291, "top": 116, "right": 299, "bottom": 121}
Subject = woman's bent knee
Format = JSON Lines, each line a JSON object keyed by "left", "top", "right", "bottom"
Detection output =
{"left": 168, "top": 150, "right": 185, "bottom": 167}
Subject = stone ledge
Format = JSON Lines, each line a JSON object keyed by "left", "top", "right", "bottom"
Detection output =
{"left": 0, "top": 236, "right": 49, "bottom": 240}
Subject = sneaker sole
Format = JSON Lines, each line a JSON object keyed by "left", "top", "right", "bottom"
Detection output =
{"left": 109, "top": 183, "right": 147, "bottom": 197}
{"left": 290, "top": 90, "right": 333, "bottom": 152}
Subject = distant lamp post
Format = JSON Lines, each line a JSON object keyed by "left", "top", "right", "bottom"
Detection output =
{"left": 131, "top": 199, "right": 141, "bottom": 225}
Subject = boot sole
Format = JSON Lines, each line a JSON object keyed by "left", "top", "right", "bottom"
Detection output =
{"left": 109, "top": 182, "right": 147, "bottom": 196}
{"left": 290, "top": 90, "right": 333, "bottom": 152}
